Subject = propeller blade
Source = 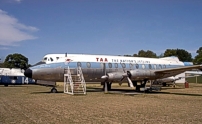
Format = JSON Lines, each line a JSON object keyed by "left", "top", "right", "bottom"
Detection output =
{"left": 127, "top": 77, "right": 134, "bottom": 88}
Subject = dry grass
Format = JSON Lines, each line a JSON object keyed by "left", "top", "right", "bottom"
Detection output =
{"left": 1, "top": 83, "right": 202, "bottom": 124}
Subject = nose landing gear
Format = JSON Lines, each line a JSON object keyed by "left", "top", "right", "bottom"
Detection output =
{"left": 51, "top": 87, "right": 58, "bottom": 93}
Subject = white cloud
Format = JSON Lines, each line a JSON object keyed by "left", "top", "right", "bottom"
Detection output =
{"left": 14, "top": 0, "right": 22, "bottom": 3}
{"left": 0, "top": 47, "right": 9, "bottom": 50}
{"left": 0, "top": 9, "right": 39, "bottom": 46}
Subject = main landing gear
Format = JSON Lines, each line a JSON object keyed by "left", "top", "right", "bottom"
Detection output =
{"left": 101, "top": 82, "right": 112, "bottom": 93}
{"left": 132, "top": 80, "right": 148, "bottom": 92}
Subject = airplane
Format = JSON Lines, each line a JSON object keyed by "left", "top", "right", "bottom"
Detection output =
{"left": 24, "top": 53, "right": 202, "bottom": 93}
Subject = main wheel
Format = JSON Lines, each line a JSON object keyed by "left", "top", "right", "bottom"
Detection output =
{"left": 51, "top": 88, "right": 57, "bottom": 93}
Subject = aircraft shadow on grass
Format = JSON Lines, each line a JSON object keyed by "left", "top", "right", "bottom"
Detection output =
{"left": 30, "top": 87, "right": 202, "bottom": 96}
{"left": 149, "top": 91, "right": 202, "bottom": 96}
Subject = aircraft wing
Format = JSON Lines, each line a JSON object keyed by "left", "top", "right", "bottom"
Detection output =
{"left": 154, "top": 65, "right": 202, "bottom": 75}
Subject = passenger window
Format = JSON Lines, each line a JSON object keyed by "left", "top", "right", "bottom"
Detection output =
{"left": 121, "top": 63, "right": 126, "bottom": 68}
{"left": 129, "top": 63, "right": 133, "bottom": 68}
{"left": 142, "top": 64, "right": 145, "bottom": 69}
{"left": 163, "top": 64, "right": 166, "bottom": 68}
{"left": 159, "top": 64, "right": 162, "bottom": 69}
{"left": 77, "top": 62, "right": 82, "bottom": 67}
{"left": 149, "top": 64, "right": 152, "bottom": 69}
{"left": 86, "top": 62, "right": 91, "bottom": 68}
{"left": 108, "top": 63, "right": 112, "bottom": 68}
{"left": 153, "top": 64, "right": 157, "bottom": 69}
{"left": 114, "top": 63, "right": 118, "bottom": 68}
{"left": 135, "top": 64, "right": 139, "bottom": 69}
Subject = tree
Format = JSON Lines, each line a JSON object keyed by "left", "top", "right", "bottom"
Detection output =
{"left": 137, "top": 50, "right": 157, "bottom": 58}
{"left": 123, "top": 50, "right": 157, "bottom": 58}
{"left": 193, "top": 47, "right": 202, "bottom": 64}
{"left": 0, "top": 57, "right": 5, "bottom": 67}
{"left": 4, "top": 53, "right": 29, "bottom": 70}
{"left": 164, "top": 49, "right": 192, "bottom": 62}
{"left": 158, "top": 53, "right": 164, "bottom": 58}
{"left": 163, "top": 49, "right": 176, "bottom": 57}
{"left": 133, "top": 54, "right": 138, "bottom": 57}
{"left": 0, "top": 63, "right": 4, "bottom": 68}
{"left": 123, "top": 55, "right": 132, "bottom": 57}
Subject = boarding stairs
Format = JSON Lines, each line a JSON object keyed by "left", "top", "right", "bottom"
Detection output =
{"left": 64, "top": 66, "right": 86, "bottom": 95}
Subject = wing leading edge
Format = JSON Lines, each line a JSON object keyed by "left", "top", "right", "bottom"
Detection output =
{"left": 154, "top": 65, "right": 202, "bottom": 77}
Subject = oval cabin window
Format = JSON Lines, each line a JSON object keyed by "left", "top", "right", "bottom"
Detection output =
{"left": 108, "top": 63, "right": 112, "bottom": 68}
{"left": 142, "top": 64, "right": 145, "bottom": 69}
{"left": 129, "top": 63, "right": 133, "bottom": 68}
{"left": 86, "top": 62, "right": 91, "bottom": 68}
{"left": 114, "top": 63, "right": 118, "bottom": 68}
{"left": 153, "top": 64, "right": 157, "bottom": 69}
{"left": 159, "top": 64, "right": 162, "bottom": 69}
{"left": 121, "top": 63, "right": 126, "bottom": 68}
{"left": 149, "top": 64, "right": 152, "bottom": 69}
{"left": 135, "top": 64, "right": 139, "bottom": 69}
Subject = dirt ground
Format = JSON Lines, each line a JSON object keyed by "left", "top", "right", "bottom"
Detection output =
{"left": 0, "top": 83, "right": 202, "bottom": 124}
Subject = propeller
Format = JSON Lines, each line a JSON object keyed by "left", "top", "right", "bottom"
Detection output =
{"left": 119, "top": 63, "right": 134, "bottom": 88}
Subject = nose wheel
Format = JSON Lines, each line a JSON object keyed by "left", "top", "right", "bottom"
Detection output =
{"left": 51, "top": 87, "right": 58, "bottom": 93}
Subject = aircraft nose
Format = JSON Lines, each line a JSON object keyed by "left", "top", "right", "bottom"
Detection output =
{"left": 24, "top": 68, "right": 32, "bottom": 78}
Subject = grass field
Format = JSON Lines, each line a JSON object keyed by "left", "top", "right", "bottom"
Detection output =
{"left": 1, "top": 83, "right": 202, "bottom": 124}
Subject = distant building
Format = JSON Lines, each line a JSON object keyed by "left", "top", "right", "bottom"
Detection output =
{"left": 185, "top": 71, "right": 202, "bottom": 83}
{"left": 0, "top": 68, "right": 35, "bottom": 86}
{"left": 175, "top": 71, "right": 202, "bottom": 84}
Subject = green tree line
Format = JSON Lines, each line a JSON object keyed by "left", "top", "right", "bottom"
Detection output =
{"left": 123, "top": 47, "right": 202, "bottom": 64}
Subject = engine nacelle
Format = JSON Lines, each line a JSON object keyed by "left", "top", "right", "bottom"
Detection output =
{"left": 128, "top": 70, "right": 159, "bottom": 79}
{"left": 106, "top": 72, "right": 124, "bottom": 81}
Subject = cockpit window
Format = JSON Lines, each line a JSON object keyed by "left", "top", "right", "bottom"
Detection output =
{"left": 42, "top": 57, "right": 47, "bottom": 62}
{"left": 50, "top": 57, "right": 53, "bottom": 61}
{"left": 56, "top": 57, "right": 59, "bottom": 60}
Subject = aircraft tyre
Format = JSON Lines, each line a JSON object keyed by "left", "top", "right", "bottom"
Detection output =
{"left": 102, "top": 82, "right": 112, "bottom": 91}
{"left": 135, "top": 85, "right": 141, "bottom": 92}
{"left": 51, "top": 87, "right": 57, "bottom": 93}
{"left": 136, "top": 81, "right": 147, "bottom": 92}
{"left": 162, "top": 82, "right": 167, "bottom": 87}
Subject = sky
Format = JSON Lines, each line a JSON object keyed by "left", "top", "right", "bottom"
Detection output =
{"left": 0, "top": 0, "right": 202, "bottom": 64}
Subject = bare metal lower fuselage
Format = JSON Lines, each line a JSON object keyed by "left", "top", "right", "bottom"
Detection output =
{"left": 32, "top": 67, "right": 169, "bottom": 83}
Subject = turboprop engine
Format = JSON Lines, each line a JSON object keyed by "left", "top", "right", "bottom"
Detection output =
{"left": 101, "top": 70, "right": 164, "bottom": 88}
{"left": 128, "top": 70, "right": 161, "bottom": 80}
{"left": 102, "top": 72, "right": 125, "bottom": 81}
{"left": 102, "top": 70, "right": 163, "bottom": 81}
